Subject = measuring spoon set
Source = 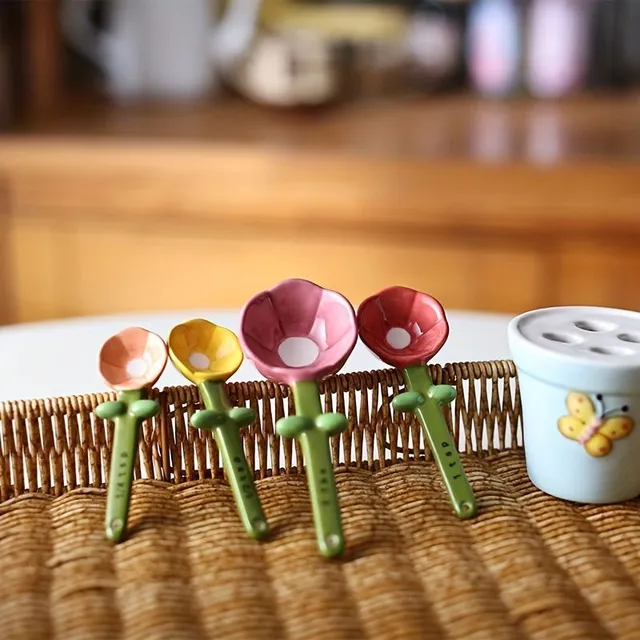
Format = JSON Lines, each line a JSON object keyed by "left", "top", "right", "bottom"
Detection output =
{"left": 96, "top": 278, "right": 478, "bottom": 557}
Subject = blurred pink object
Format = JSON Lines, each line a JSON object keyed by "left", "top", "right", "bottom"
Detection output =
{"left": 526, "top": 0, "right": 592, "bottom": 98}
{"left": 357, "top": 286, "right": 449, "bottom": 369}
{"left": 239, "top": 278, "right": 357, "bottom": 385}
{"left": 98, "top": 327, "right": 168, "bottom": 391}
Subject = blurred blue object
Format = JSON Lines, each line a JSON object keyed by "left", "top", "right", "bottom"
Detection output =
{"left": 466, "top": 0, "right": 522, "bottom": 98}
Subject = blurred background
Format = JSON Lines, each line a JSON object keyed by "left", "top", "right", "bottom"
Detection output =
{"left": 0, "top": 0, "right": 639, "bottom": 326}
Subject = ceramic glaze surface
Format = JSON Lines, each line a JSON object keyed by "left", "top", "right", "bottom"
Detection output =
{"left": 98, "top": 327, "right": 168, "bottom": 391}
{"left": 239, "top": 278, "right": 357, "bottom": 385}
{"left": 510, "top": 306, "right": 640, "bottom": 393}
{"left": 519, "top": 371, "right": 640, "bottom": 503}
{"left": 509, "top": 306, "right": 640, "bottom": 503}
{"left": 357, "top": 286, "right": 449, "bottom": 368}
{"left": 168, "top": 319, "right": 243, "bottom": 384}
{"left": 516, "top": 307, "right": 640, "bottom": 362}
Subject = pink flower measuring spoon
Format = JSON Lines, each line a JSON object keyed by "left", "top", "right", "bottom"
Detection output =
{"left": 240, "top": 278, "right": 357, "bottom": 557}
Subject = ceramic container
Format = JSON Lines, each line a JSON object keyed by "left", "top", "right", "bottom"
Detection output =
{"left": 60, "top": 0, "right": 260, "bottom": 101}
{"left": 508, "top": 306, "right": 640, "bottom": 504}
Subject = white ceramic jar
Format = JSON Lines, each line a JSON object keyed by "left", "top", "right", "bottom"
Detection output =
{"left": 508, "top": 306, "right": 640, "bottom": 504}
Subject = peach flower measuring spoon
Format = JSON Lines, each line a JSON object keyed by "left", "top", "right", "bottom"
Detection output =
{"left": 358, "top": 286, "right": 477, "bottom": 519}
{"left": 95, "top": 327, "right": 168, "bottom": 542}
{"left": 240, "top": 278, "right": 357, "bottom": 558}
{"left": 168, "top": 319, "right": 269, "bottom": 541}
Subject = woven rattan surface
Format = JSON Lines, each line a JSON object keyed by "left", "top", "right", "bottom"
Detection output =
{"left": 1, "top": 361, "right": 640, "bottom": 640}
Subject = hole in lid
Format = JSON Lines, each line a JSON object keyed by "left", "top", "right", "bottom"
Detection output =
{"left": 386, "top": 327, "right": 412, "bottom": 350}
{"left": 188, "top": 352, "right": 211, "bottom": 370}
{"left": 574, "top": 320, "right": 615, "bottom": 332}
{"left": 126, "top": 358, "right": 148, "bottom": 377}
{"left": 618, "top": 333, "right": 640, "bottom": 344}
{"left": 278, "top": 337, "right": 319, "bottom": 368}
{"left": 542, "top": 332, "right": 579, "bottom": 344}
{"left": 589, "top": 346, "right": 633, "bottom": 356}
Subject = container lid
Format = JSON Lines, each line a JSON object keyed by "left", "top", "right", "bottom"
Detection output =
{"left": 508, "top": 306, "right": 640, "bottom": 393}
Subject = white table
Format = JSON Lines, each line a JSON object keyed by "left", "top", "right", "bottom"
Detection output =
{"left": 0, "top": 309, "right": 512, "bottom": 402}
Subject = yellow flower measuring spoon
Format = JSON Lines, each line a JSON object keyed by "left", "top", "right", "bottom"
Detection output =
{"left": 168, "top": 319, "right": 269, "bottom": 540}
{"left": 96, "top": 327, "right": 168, "bottom": 543}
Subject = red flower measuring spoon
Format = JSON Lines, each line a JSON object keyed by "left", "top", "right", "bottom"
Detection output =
{"left": 358, "top": 286, "right": 477, "bottom": 519}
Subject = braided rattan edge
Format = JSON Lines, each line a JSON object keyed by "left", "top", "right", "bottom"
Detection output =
{"left": 0, "top": 360, "right": 521, "bottom": 501}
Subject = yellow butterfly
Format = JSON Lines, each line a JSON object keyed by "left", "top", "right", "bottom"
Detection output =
{"left": 558, "top": 392, "right": 634, "bottom": 457}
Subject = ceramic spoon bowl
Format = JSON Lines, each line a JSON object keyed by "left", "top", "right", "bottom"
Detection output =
{"left": 96, "top": 327, "right": 168, "bottom": 542}
{"left": 168, "top": 319, "right": 243, "bottom": 384}
{"left": 99, "top": 326, "right": 168, "bottom": 390}
{"left": 168, "top": 319, "right": 268, "bottom": 540}
{"left": 357, "top": 286, "right": 449, "bottom": 368}
{"left": 240, "top": 278, "right": 357, "bottom": 385}
{"left": 240, "top": 278, "right": 357, "bottom": 557}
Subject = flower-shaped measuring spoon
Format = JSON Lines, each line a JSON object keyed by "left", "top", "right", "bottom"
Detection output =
{"left": 357, "top": 286, "right": 477, "bottom": 519}
{"left": 168, "top": 319, "right": 269, "bottom": 540}
{"left": 95, "top": 327, "right": 168, "bottom": 542}
{"left": 240, "top": 278, "right": 357, "bottom": 557}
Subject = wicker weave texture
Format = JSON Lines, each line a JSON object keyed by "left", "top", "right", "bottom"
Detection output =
{"left": 1, "top": 361, "right": 640, "bottom": 640}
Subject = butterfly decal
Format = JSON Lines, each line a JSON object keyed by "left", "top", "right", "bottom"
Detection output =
{"left": 558, "top": 392, "right": 635, "bottom": 457}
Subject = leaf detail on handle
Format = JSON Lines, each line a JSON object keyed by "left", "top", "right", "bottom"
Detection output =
{"left": 129, "top": 399, "right": 161, "bottom": 419}
{"left": 228, "top": 406, "right": 257, "bottom": 428}
{"left": 428, "top": 385, "right": 456, "bottom": 406}
{"left": 392, "top": 391, "right": 425, "bottom": 413}
{"left": 316, "top": 413, "right": 348, "bottom": 436}
{"left": 276, "top": 416, "right": 314, "bottom": 439}
{"left": 191, "top": 409, "right": 227, "bottom": 430}
{"left": 95, "top": 401, "right": 127, "bottom": 420}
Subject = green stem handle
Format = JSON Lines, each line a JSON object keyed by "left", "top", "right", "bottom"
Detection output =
{"left": 105, "top": 412, "right": 138, "bottom": 541}
{"left": 277, "top": 380, "right": 346, "bottom": 558}
{"left": 300, "top": 428, "right": 343, "bottom": 557}
{"left": 96, "top": 389, "right": 160, "bottom": 543}
{"left": 216, "top": 425, "right": 268, "bottom": 539}
{"left": 400, "top": 366, "right": 477, "bottom": 519}
{"left": 196, "top": 381, "right": 269, "bottom": 540}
